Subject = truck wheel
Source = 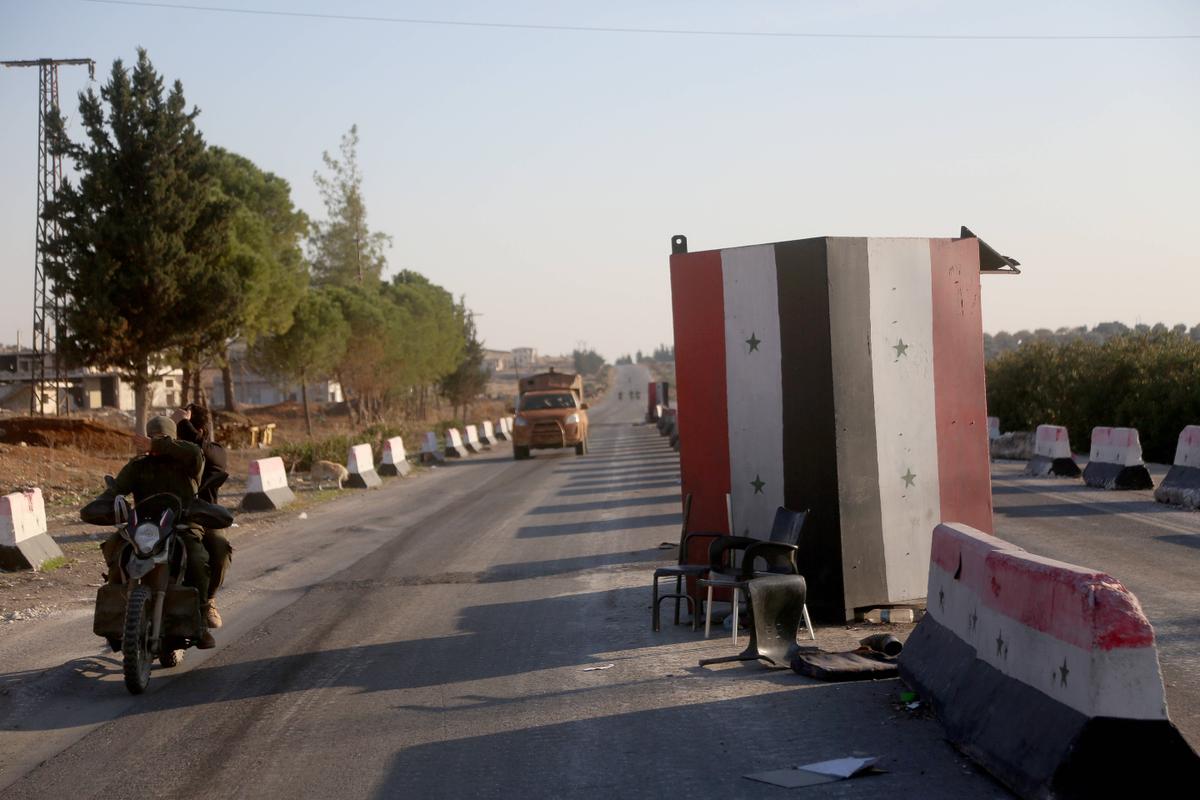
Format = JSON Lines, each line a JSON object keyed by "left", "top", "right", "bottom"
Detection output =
{"left": 514, "top": 446, "right": 530, "bottom": 461}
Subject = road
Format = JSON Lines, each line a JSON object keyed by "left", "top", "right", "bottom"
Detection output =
{"left": 990, "top": 461, "right": 1200, "bottom": 748}
{"left": 0, "top": 365, "right": 1006, "bottom": 799}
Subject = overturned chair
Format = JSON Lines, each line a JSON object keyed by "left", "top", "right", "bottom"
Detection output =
{"left": 699, "top": 574, "right": 808, "bottom": 668}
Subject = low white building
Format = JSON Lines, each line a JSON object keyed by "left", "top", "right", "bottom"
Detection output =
{"left": 0, "top": 349, "right": 183, "bottom": 413}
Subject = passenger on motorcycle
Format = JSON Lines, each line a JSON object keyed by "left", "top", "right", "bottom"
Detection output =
{"left": 172, "top": 404, "right": 231, "bottom": 630}
{"left": 95, "top": 414, "right": 216, "bottom": 649}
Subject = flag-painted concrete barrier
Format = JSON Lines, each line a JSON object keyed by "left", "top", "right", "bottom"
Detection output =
{"left": 444, "top": 428, "right": 469, "bottom": 458}
{"left": 1155, "top": 425, "right": 1200, "bottom": 509}
{"left": 493, "top": 418, "right": 509, "bottom": 441}
{"left": 379, "top": 436, "right": 412, "bottom": 477}
{"left": 463, "top": 424, "right": 484, "bottom": 453}
{"left": 647, "top": 381, "right": 669, "bottom": 422}
{"left": 346, "top": 443, "right": 382, "bottom": 489}
{"left": 0, "top": 488, "right": 62, "bottom": 571}
{"left": 987, "top": 416, "right": 1000, "bottom": 441}
{"left": 478, "top": 420, "right": 496, "bottom": 446}
{"left": 670, "top": 234, "right": 993, "bottom": 620}
{"left": 900, "top": 522, "right": 1198, "bottom": 798}
{"left": 1024, "top": 424, "right": 1082, "bottom": 478}
{"left": 420, "top": 431, "right": 444, "bottom": 464}
{"left": 241, "top": 457, "right": 296, "bottom": 510}
{"left": 1083, "top": 426, "right": 1154, "bottom": 490}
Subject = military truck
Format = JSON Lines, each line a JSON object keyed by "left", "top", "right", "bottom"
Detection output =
{"left": 512, "top": 369, "right": 589, "bottom": 460}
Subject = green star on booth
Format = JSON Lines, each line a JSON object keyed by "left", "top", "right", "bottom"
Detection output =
{"left": 893, "top": 339, "right": 909, "bottom": 359}
{"left": 745, "top": 333, "right": 761, "bottom": 352}
{"left": 901, "top": 468, "right": 916, "bottom": 487}
{"left": 750, "top": 474, "right": 765, "bottom": 494}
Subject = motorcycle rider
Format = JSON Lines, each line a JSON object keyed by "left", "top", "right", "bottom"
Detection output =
{"left": 172, "top": 404, "right": 231, "bottom": 629}
{"left": 91, "top": 414, "right": 216, "bottom": 649}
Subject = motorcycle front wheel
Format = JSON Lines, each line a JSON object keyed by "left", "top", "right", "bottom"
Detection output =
{"left": 122, "top": 585, "right": 153, "bottom": 694}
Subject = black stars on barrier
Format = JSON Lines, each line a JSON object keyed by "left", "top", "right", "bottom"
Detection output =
{"left": 745, "top": 332, "right": 761, "bottom": 352}
{"left": 901, "top": 468, "right": 917, "bottom": 488}
{"left": 995, "top": 630, "right": 1009, "bottom": 660}
{"left": 750, "top": 474, "right": 765, "bottom": 494}
{"left": 892, "top": 338, "right": 909, "bottom": 360}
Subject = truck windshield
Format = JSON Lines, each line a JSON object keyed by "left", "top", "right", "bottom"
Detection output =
{"left": 521, "top": 393, "right": 576, "bottom": 410}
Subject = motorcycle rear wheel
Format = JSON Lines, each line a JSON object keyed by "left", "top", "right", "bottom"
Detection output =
{"left": 122, "top": 585, "right": 153, "bottom": 694}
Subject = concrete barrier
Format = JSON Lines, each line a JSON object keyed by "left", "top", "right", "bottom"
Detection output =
{"left": 479, "top": 420, "right": 497, "bottom": 445}
{"left": 1155, "top": 425, "right": 1200, "bottom": 509}
{"left": 901, "top": 522, "right": 1199, "bottom": 797}
{"left": 345, "top": 443, "right": 382, "bottom": 488}
{"left": 379, "top": 436, "right": 412, "bottom": 477}
{"left": 1083, "top": 426, "right": 1154, "bottom": 490}
{"left": 241, "top": 456, "right": 296, "bottom": 510}
{"left": 1024, "top": 424, "right": 1081, "bottom": 478}
{"left": 420, "top": 431, "right": 445, "bottom": 464}
{"left": 0, "top": 488, "right": 62, "bottom": 571}
{"left": 990, "top": 431, "right": 1034, "bottom": 461}
{"left": 493, "top": 418, "right": 509, "bottom": 441}
{"left": 987, "top": 416, "right": 1000, "bottom": 441}
{"left": 445, "top": 428, "right": 469, "bottom": 458}
{"left": 463, "top": 424, "right": 484, "bottom": 453}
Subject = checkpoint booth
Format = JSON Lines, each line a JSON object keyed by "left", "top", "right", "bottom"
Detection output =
{"left": 668, "top": 229, "right": 1018, "bottom": 621}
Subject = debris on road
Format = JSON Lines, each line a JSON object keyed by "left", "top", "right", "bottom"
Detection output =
{"left": 745, "top": 756, "right": 882, "bottom": 788}
{"left": 581, "top": 663, "right": 614, "bottom": 671}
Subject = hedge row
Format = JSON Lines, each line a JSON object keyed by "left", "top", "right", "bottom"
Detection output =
{"left": 985, "top": 331, "right": 1200, "bottom": 463}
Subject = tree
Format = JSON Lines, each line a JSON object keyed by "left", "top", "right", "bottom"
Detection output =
{"left": 202, "top": 147, "right": 310, "bottom": 410}
{"left": 573, "top": 349, "right": 606, "bottom": 375}
{"left": 440, "top": 303, "right": 487, "bottom": 422}
{"left": 42, "top": 49, "right": 235, "bottom": 433}
{"left": 248, "top": 291, "right": 348, "bottom": 436}
{"left": 309, "top": 125, "right": 390, "bottom": 288}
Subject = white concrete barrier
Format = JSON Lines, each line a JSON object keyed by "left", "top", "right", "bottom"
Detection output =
{"left": 445, "top": 428, "right": 469, "bottom": 458}
{"left": 493, "top": 418, "right": 509, "bottom": 441}
{"left": 346, "top": 443, "right": 382, "bottom": 489}
{"left": 1023, "top": 424, "right": 1081, "bottom": 478}
{"left": 0, "top": 488, "right": 62, "bottom": 571}
{"left": 379, "top": 436, "right": 412, "bottom": 477}
{"left": 463, "top": 424, "right": 484, "bottom": 453}
{"left": 987, "top": 416, "right": 1000, "bottom": 441}
{"left": 241, "top": 456, "right": 296, "bottom": 510}
{"left": 420, "top": 431, "right": 444, "bottom": 463}
{"left": 478, "top": 420, "right": 496, "bottom": 446}
{"left": 900, "top": 522, "right": 1198, "bottom": 797}
{"left": 1155, "top": 425, "right": 1200, "bottom": 509}
{"left": 1083, "top": 426, "right": 1153, "bottom": 490}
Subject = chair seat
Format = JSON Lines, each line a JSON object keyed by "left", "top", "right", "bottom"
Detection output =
{"left": 654, "top": 564, "right": 709, "bottom": 579}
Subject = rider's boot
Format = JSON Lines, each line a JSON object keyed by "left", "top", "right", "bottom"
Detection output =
{"left": 197, "top": 628, "right": 216, "bottom": 649}
{"left": 204, "top": 599, "right": 223, "bottom": 629}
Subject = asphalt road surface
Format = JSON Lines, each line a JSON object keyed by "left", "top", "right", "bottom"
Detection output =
{"left": 991, "top": 460, "right": 1200, "bottom": 749}
{"left": 0, "top": 365, "right": 1008, "bottom": 799}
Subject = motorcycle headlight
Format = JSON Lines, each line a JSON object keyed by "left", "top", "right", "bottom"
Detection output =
{"left": 514, "top": 416, "right": 529, "bottom": 426}
{"left": 133, "top": 522, "right": 160, "bottom": 554}
{"left": 564, "top": 413, "right": 580, "bottom": 425}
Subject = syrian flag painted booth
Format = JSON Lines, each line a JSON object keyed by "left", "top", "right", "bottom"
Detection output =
{"left": 669, "top": 234, "right": 997, "bottom": 621}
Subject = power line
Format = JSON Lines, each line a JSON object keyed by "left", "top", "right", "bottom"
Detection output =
{"left": 80, "top": 0, "right": 1200, "bottom": 41}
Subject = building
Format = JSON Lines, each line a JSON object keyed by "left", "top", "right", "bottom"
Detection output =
{"left": 0, "top": 348, "right": 183, "bottom": 414}
{"left": 511, "top": 347, "right": 538, "bottom": 368}
{"left": 212, "top": 342, "right": 344, "bottom": 407}
{"left": 482, "top": 349, "right": 513, "bottom": 374}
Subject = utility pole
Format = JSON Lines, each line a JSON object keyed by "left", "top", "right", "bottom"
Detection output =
{"left": 2, "top": 57, "right": 94, "bottom": 415}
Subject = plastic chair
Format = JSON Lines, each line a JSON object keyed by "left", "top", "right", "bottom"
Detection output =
{"left": 651, "top": 494, "right": 727, "bottom": 631}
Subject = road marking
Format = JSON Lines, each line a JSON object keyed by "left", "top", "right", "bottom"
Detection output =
{"left": 995, "top": 478, "right": 1200, "bottom": 537}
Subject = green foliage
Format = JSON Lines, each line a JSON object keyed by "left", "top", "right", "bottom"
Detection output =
{"left": 204, "top": 147, "right": 309, "bottom": 347}
{"left": 985, "top": 321, "right": 1200, "bottom": 360}
{"left": 309, "top": 125, "right": 391, "bottom": 288}
{"left": 439, "top": 306, "right": 487, "bottom": 417}
{"left": 572, "top": 348, "right": 606, "bottom": 375}
{"left": 249, "top": 289, "right": 349, "bottom": 385}
{"left": 42, "top": 49, "right": 236, "bottom": 430}
{"left": 986, "top": 331, "right": 1200, "bottom": 462}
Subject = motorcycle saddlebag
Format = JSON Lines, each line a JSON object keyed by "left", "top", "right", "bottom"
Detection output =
{"left": 163, "top": 585, "right": 203, "bottom": 638}
{"left": 93, "top": 584, "right": 127, "bottom": 638}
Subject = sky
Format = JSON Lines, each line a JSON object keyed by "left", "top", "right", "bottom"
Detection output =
{"left": 1, "top": 0, "right": 1198, "bottom": 360}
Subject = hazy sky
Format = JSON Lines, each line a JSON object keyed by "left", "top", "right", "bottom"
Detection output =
{"left": 2, "top": 0, "right": 1197, "bottom": 360}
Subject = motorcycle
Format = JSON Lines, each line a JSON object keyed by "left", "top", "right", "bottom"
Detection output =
{"left": 85, "top": 476, "right": 232, "bottom": 694}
